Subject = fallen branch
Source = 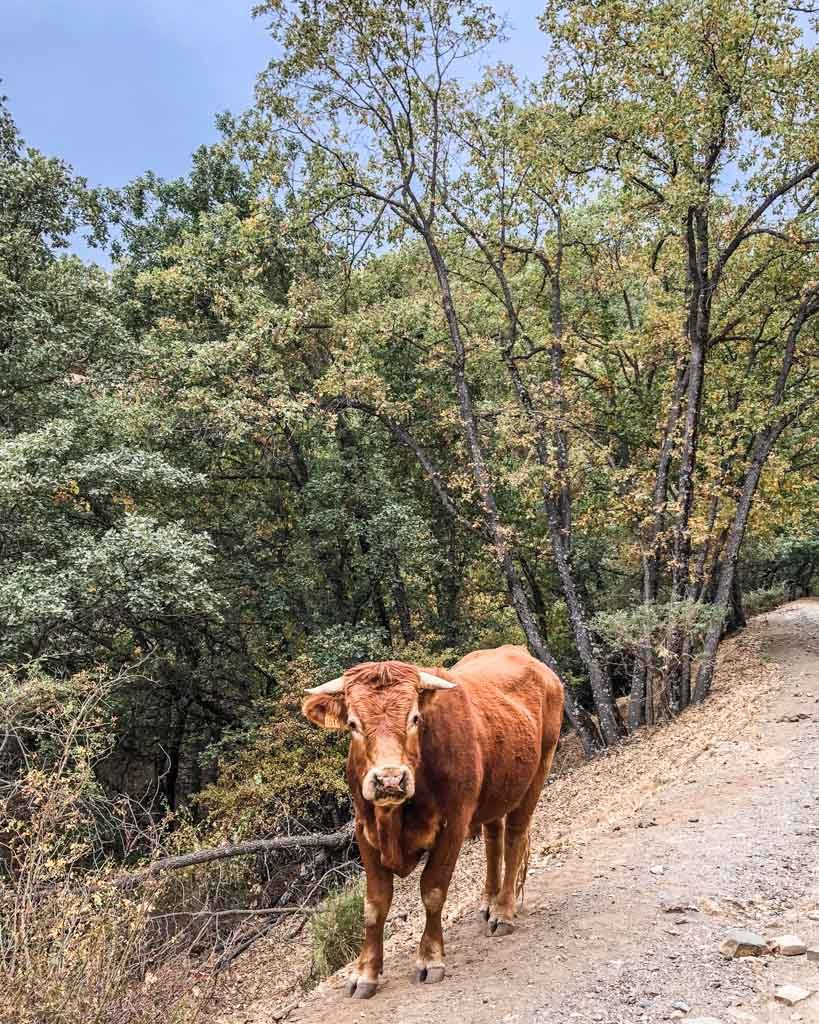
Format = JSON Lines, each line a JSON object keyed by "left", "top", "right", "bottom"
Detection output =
{"left": 110, "top": 821, "right": 355, "bottom": 889}
{"left": 152, "top": 906, "right": 313, "bottom": 921}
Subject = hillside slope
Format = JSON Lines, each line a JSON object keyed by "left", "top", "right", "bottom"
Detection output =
{"left": 216, "top": 600, "right": 819, "bottom": 1024}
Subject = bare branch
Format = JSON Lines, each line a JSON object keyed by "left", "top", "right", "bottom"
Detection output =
{"left": 110, "top": 821, "right": 355, "bottom": 889}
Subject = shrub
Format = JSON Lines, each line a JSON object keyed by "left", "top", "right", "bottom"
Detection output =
{"left": 0, "top": 665, "right": 210, "bottom": 1024}
{"left": 197, "top": 654, "right": 351, "bottom": 841}
{"left": 592, "top": 599, "right": 724, "bottom": 667}
{"left": 744, "top": 583, "right": 788, "bottom": 618}
{"left": 308, "top": 878, "right": 364, "bottom": 983}
{"left": 0, "top": 881, "right": 209, "bottom": 1024}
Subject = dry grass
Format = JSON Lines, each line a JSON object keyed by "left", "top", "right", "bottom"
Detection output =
{"left": 0, "top": 666, "right": 217, "bottom": 1024}
{"left": 0, "top": 885, "right": 215, "bottom": 1024}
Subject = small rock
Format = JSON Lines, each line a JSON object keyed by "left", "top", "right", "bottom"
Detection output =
{"left": 649, "top": 865, "right": 665, "bottom": 876}
{"left": 774, "top": 985, "right": 813, "bottom": 1007}
{"left": 662, "top": 901, "right": 700, "bottom": 913}
{"left": 770, "top": 934, "right": 807, "bottom": 956}
{"left": 808, "top": 911, "right": 819, "bottom": 922}
{"left": 806, "top": 945, "right": 819, "bottom": 962}
{"left": 671, "top": 1000, "right": 691, "bottom": 1012}
{"left": 719, "top": 929, "right": 769, "bottom": 959}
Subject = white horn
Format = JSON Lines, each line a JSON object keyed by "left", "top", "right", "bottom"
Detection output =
{"left": 417, "top": 671, "right": 457, "bottom": 691}
{"left": 305, "top": 676, "right": 345, "bottom": 695}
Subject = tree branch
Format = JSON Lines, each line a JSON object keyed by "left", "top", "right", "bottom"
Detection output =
{"left": 111, "top": 821, "right": 355, "bottom": 889}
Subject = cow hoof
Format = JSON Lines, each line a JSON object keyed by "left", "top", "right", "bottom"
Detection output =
{"left": 479, "top": 905, "right": 490, "bottom": 922}
{"left": 488, "top": 918, "right": 515, "bottom": 937}
{"left": 415, "top": 965, "right": 446, "bottom": 984}
{"left": 347, "top": 977, "right": 377, "bottom": 999}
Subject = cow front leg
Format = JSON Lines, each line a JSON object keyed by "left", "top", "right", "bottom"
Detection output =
{"left": 415, "top": 823, "right": 467, "bottom": 984}
{"left": 348, "top": 824, "right": 393, "bottom": 999}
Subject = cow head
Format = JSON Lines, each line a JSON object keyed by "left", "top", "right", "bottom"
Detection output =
{"left": 302, "top": 661, "right": 456, "bottom": 806}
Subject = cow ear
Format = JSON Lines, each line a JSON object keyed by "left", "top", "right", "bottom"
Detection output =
{"left": 302, "top": 691, "right": 347, "bottom": 731}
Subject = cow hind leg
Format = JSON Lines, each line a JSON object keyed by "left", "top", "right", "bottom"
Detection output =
{"left": 479, "top": 819, "right": 504, "bottom": 922}
{"left": 487, "top": 742, "right": 557, "bottom": 937}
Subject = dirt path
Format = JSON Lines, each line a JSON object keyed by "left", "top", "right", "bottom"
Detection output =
{"left": 222, "top": 601, "right": 819, "bottom": 1024}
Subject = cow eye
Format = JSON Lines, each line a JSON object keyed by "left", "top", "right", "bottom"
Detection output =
{"left": 409, "top": 712, "right": 421, "bottom": 728}
{"left": 348, "top": 720, "right": 359, "bottom": 733}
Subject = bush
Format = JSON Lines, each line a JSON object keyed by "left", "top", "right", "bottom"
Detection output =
{"left": 0, "top": 881, "right": 208, "bottom": 1024}
{"left": 744, "top": 583, "right": 788, "bottom": 618}
{"left": 197, "top": 655, "right": 351, "bottom": 841}
{"left": 0, "top": 665, "right": 210, "bottom": 1024}
{"left": 592, "top": 599, "right": 724, "bottom": 667}
{"left": 309, "top": 878, "right": 364, "bottom": 983}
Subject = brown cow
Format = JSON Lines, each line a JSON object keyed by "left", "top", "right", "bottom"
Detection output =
{"left": 302, "top": 644, "right": 563, "bottom": 999}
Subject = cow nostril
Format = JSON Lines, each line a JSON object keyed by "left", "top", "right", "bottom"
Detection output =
{"left": 375, "top": 768, "right": 407, "bottom": 791}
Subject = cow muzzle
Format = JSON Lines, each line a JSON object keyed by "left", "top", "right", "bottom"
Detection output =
{"left": 363, "top": 765, "right": 415, "bottom": 805}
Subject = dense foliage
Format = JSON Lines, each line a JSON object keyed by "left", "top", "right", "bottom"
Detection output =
{"left": 1, "top": 0, "right": 816, "bottom": 882}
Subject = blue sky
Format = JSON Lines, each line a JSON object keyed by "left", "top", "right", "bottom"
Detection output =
{"left": 2, "top": 3, "right": 547, "bottom": 218}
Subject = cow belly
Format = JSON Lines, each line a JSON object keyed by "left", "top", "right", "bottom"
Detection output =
{"left": 471, "top": 693, "right": 543, "bottom": 824}
{"left": 472, "top": 756, "right": 541, "bottom": 826}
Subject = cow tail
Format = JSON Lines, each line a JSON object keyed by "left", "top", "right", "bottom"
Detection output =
{"left": 515, "top": 829, "right": 531, "bottom": 902}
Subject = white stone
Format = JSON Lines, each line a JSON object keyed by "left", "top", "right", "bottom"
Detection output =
{"left": 774, "top": 985, "right": 813, "bottom": 1007}
{"left": 770, "top": 934, "right": 807, "bottom": 956}
{"left": 719, "top": 929, "right": 768, "bottom": 958}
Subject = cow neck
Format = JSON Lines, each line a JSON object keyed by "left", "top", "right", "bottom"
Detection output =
{"left": 373, "top": 802, "right": 405, "bottom": 871}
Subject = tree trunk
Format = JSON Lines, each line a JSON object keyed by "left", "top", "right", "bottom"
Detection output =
{"left": 727, "top": 570, "right": 746, "bottom": 633}
{"left": 628, "top": 660, "right": 646, "bottom": 731}
{"left": 425, "top": 239, "right": 602, "bottom": 754}
{"left": 666, "top": 208, "right": 713, "bottom": 708}
{"left": 390, "top": 561, "right": 415, "bottom": 643}
{"left": 642, "top": 361, "right": 689, "bottom": 603}
{"left": 519, "top": 554, "right": 552, "bottom": 642}
{"left": 499, "top": 345, "right": 623, "bottom": 746}
{"left": 693, "top": 422, "right": 785, "bottom": 701}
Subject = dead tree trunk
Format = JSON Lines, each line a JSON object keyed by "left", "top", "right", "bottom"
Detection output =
{"left": 111, "top": 822, "right": 356, "bottom": 889}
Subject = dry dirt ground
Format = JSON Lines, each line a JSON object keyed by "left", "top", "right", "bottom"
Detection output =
{"left": 214, "top": 599, "right": 819, "bottom": 1024}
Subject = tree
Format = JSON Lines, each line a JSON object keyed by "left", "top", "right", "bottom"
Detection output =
{"left": 538, "top": 0, "right": 819, "bottom": 709}
{"left": 254, "top": 0, "right": 607, "bottom": 750}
